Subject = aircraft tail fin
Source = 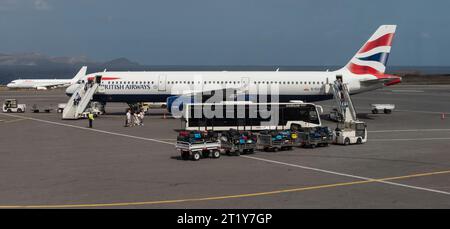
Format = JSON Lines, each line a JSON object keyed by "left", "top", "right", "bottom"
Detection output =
{"left": 71, "top": 66, "right": 87, "bottom": 84}
{"left": 344, "top": 25, "right": 397, "bottom": 75}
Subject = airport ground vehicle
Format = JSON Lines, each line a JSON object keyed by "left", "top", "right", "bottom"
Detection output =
{"left": 371, "top": 104, "right": 395, "bottom": 114}
{"left": 298, "top": 127, "right": 333, "bottom": 148}
{"left": 257, "top": 130, "right": 298, "bottom": 152}
{"left": 80, "top": 111, "right": 100, "bottom": 119}
{"left": 329, "top": 78, "right": 368, "bottom": 146}
{"left": 2, "top": 99, "right": 26, "bottom": 113}
{"left": 329, "top": 108, "right": 343, "bottom": 122}
{"left": 31, "top": 104, "right": 52, "bottom": 113}
{"left": 57, "top": 103, "right": 66, "bottom": 113}
{"left": 176, "top": 131, "right": 221, "bottom": 161}
{"left": 79, "top": 103, "right": 103, "bottom": 118}
{"left": 334, "top": 121, "right": 368, "bottom": 145}
{"left": 219, "top": 130, "right": 257, "bottom": 156}
{"left": 182, "top": 102, "right": 322, "bottom": 131}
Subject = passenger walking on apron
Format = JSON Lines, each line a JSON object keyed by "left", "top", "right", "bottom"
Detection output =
{"left": 88, "top": 112, "right": 94, "bottom": 128}
{"left": 139, "top": 110, "right": 145, "bottom": 126}
{"left": 134, "top": 112, "right": 140, "bottom": 126}
{"left": 125, "top": 109, "right": 132, "bottom": 127}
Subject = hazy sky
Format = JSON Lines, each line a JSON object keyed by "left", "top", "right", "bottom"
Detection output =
{"left": 0, "top": 0, "right": 449, "bottom": 66}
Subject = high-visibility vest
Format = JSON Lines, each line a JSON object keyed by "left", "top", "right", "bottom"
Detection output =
{"left": 88, "top": 113, "right": 94, "bottom": 120}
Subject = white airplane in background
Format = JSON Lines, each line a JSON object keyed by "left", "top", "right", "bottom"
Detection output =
{"left": 7, "top": 66, "right": 87, "bottom": 90}
{"left": 66, "top": 25, "right": 401, "bottom": 108}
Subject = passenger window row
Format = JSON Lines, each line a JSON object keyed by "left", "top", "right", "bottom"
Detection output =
{"left": 103, "top": 80, "right": 326, "bottom": 86}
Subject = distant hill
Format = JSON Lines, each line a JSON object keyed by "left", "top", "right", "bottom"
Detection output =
{"left": 0, "top": 53, "right": 147, "bottom": 84}
{"left": 103, "top": 58, "right": 141, "bottom": 68}
{"left": 0, "top": 52, "right": 93, "bottom": 67}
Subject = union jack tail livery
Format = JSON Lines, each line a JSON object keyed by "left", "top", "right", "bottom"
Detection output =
{"left": 334, "top": 25, "right": 400, "bottom": 88}
{"left": 346, "top": 25, "right": 396, "bottom": 76}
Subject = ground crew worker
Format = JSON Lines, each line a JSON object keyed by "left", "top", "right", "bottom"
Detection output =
{"left": 88, "top": 112, "right": 94, "bottom": 128}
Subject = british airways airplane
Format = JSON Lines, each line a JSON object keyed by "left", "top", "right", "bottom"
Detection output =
{"left": 66, "top": 25, "right": 400, "bottom": 106}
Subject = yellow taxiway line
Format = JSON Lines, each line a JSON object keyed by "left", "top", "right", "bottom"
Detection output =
{"left": 0, "top": 169, "right": 449, "bottom": 209}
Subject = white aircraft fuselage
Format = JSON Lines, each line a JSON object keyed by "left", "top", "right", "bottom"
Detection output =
{"left": 7, "top": 79, "right": 72, "bottom": 90}
{"left": 7, "top": 66, "right": 87, "bottom": 90}
{"left": 67, "top": 68, "right": 400, "bottom": 104}
{"left": 66, "top": 25, "right": 401, "bottom": 104}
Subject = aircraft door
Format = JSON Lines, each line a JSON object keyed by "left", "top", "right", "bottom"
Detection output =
{"left": 240, "top": 77, "right": 250, "bottom": 90}
{"left": 158, "top": 75, "right": 167, "bottom": 91}
{"left": 324, "top": 77, "right": 330, "bottom": 94}
{"left": 95, "top": 75, "right": 102, "bottom": 84}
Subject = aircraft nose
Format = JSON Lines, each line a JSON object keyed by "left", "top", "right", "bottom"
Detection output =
{"left": 7, "top": 83, "right": 14, "bottom": 88}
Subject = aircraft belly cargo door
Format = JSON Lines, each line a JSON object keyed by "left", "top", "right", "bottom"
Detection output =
{"left": 158, "top": 75, "right": 167, "bottom": 91}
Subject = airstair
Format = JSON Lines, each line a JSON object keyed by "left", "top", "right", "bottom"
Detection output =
{"left": 330, "top": 79, "right": 358, "bottom": 122}
{"left": 62, "top": 81, "right": 99, "bottom": 120}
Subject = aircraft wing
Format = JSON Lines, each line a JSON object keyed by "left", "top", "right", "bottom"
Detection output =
{"left": 33, "top": 82, "right": 71, "bottom": 90}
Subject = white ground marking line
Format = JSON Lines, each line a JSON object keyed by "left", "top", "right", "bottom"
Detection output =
{"left": 396, "top": 109, "right": 450, "bottom": 115}
{"left": 2, "top": 113, "right": 449, "bottom": 196}
{"left": 0, "top": 113, "right": 174, "bottom": 146}
{"left": 1, "top": 118, "right": 26, "bottom": 124}
{"left": 370, "top": 129, "right": 450, "bottom": 133}
{"left": 390, "top": 90, "right": 424, "bottom": 93}
{"left": 241, "top": 156, "right": 450, "bottom": 196}
{"left": 371, "top": 138, "right": 450, "bottom": 142}
{"left": 321, "top": 104, "right": 450, "bottom": 114}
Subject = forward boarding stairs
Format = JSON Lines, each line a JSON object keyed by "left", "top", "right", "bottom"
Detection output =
{"left": 62, "top": 80, "right": 99, "bottom": 120}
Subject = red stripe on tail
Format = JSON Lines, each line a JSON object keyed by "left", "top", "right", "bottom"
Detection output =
{"left": 358, "top": 33, "right": 394, "bottom": 54}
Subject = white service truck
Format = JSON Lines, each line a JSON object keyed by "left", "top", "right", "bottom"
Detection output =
{"left": 2, "top": 99, "right": 26, "bottom": 113}
{"left": 334, "top": 121, "right": 367, "bottom": 145}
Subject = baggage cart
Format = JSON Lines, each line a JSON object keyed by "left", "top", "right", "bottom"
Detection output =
{"left": 298, "top": 127, "right": 333, "bottom": 148}
{"left": 176, "top": 141, "right": 221, "bottom": 161}
{"left": 176, "top": 130, "right": 221, "bottom": 161}
{"left": 219, "top": 130, "right": 257, "bottom": 156}
{"left": 257, "top": 131, "right": 296, "bottom": 152}
{"left": 371, "top": 104, "right": 395, "bottom": 114}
